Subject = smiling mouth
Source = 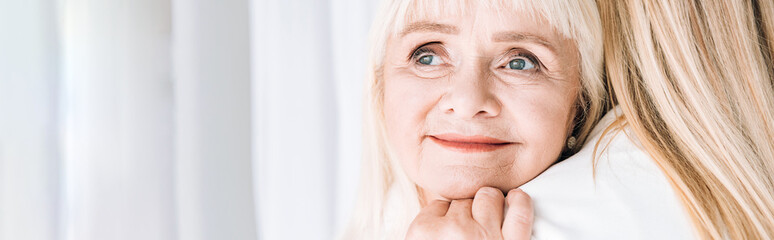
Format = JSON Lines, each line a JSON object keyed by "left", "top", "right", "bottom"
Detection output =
{"left": 428, "top": 134, "right": 514, "bottom": 153}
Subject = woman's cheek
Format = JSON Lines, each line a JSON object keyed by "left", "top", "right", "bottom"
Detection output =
{"left": 505, "top": 90, "right": 572, "bottom": 167}
{"left": 383, "top": 76, "right": 437, "bottom": 177}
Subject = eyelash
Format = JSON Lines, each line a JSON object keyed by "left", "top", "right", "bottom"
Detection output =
{"left": 407, "top": 43, "right": 544, "bottom": 72}
{"left": 504, "top": 51, "right": 542, "bottom": 71}
{"left": 409, "top": 42, "right": 442, "bottom": 62}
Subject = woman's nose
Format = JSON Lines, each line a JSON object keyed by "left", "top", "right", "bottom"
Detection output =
{"left": 438, "top": 73, "right": 502, "bottom": 119}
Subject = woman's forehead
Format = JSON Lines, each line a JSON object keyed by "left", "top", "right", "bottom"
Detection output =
{"left": 395, "top": 0, "right": 546, "bottom": 35}
{"left": 392, "top": 1, "right": 565, "bottom": 49}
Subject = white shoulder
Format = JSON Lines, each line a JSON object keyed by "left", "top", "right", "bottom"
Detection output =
{"left": 520, "top": 107, "right": 696, "bottom": 240}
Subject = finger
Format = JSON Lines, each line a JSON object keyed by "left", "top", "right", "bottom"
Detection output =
{"left": 407, "top": 201, "right": 449, "bottom": 240}
{"left": 418, "top": 200, "right": 451, "bottom": 218}
{"left": 445, "top": 199, "right": 474, "bottom": 218}
{"left": 502, "top": 188, "right": 533, "bottom": 240}
{"left": 471, "top": 187, "right": 505, "bottom": 231}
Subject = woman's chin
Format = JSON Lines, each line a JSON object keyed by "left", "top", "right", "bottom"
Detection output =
{"left": 424, "top": 179, "right": 506, "bottom": 200}
{"left": 438, "top": 189, "right": 479, "bottom": 200}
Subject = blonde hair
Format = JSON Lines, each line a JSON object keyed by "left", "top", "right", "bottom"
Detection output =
{"left": 340, "top": 0, "right": 606, "bottom": 238}
{"left": 598, "top": 0, "right": 774, "bottom": 239}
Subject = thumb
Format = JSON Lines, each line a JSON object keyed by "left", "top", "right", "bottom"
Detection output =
{"left": 502, "top": 188, "right": 533, "bottom": 240}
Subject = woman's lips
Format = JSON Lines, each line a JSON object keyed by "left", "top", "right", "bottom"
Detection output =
{"left": 428, "top": 134, "right": 514, "bottom": 153}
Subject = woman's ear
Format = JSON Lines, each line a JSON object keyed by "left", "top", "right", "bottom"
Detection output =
{"left": 560, "top": 100, "right": 583, "bottom": 157}
{"left": 567, "top": 98, "right": 583, "bottom": 139}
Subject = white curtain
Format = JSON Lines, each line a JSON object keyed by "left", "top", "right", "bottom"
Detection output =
{"left": 0, "top": 0, "right": 378, "bottom": 239}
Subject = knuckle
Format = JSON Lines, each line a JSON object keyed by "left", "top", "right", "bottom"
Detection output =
{"left": 409, "top": 213, "right": 495, "bottom": 240}
{"left": 444, "top": 217, "right": 465, "bottom": 230}
{"left": 508, "top": 210, "right": 534, "bottom": 226}
{"left": 413, "top": 218, "right": 434, "bottom": 230}
{"left": 473, "top": 225, "right": 498, "bottom": 240}
{"left": 477, "top": 186, "right": 503, "bottom": 198}
{"left": 407, "top": 220, "right": 437, "bottom": 239}
{"left": 440, "top": 217, "right": 486, "bottom": 240}
{"left": 506, "top": 189, "right": 531, "bottom": 204}
{"left": 454, "top": 199, "right": 474, "bottom": 205}
{"left": 439, "top": 224, "right": 476, "bottom": 240}
{"left": 475, "top": 187, "right": 504, "bottom": 206}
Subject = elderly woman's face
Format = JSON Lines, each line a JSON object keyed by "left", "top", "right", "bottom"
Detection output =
{"left": 382, "top": 6, "right": 581, "bottom": 200}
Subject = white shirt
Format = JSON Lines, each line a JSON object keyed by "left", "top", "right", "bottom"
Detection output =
{"left": 520, "top": 108, "right": 696, "bottom": 240}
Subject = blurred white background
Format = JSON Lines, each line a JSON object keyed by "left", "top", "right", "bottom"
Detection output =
{"left": 0, "top": 0, "right": 379, "bottom": 239}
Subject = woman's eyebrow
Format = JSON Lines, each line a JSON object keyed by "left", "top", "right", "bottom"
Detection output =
{"left": 492, "top": 32, "right": 557, "bottom": 53}
{"left": 400, "top": 22, "right": 459, "bottom": 37}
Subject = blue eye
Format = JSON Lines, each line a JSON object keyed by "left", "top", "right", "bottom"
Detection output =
{"left": 417, "top": 54, "right": 443, "bottom": 65}
{"left": 507, "top": 58, "right": 535, "bottom": 70}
